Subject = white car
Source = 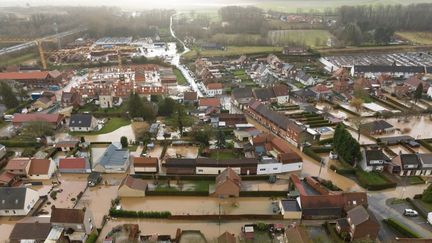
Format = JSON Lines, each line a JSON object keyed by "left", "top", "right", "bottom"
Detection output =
{"left": 329, "top": 151, "right": 338, "bottom": 160}
{"left": 403, "top": 209, "right": 418, "bottom": 217}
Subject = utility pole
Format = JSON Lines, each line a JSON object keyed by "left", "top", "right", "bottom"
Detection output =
{"left": 318, "top": 158, "right": 324, "bottom": 178}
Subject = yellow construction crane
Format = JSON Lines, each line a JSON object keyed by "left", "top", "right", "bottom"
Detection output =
{"left": 0, "top": 37, "right": 59, "bottom": 69}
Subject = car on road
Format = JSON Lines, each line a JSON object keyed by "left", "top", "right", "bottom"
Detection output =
{"left": 329, "top": 151, "right": 338, "bottom": 160}
{"left": 403, "top": 209, "right": 419, "bottom": 217}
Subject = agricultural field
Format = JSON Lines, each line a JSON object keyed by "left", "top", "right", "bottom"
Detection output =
{"left": 183, "top": 46, "right": 282, "bottom": 59}
{"left": 268, "top": 29, "right": 333, "bottom": 47}
{"left": 255, "top": 0, "right": 432, "bottom": 12}
{"left": 396, "top": 31, "right": 432, "bottom": 45}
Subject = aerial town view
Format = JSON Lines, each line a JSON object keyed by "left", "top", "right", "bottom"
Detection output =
{"left": 1, "top": 0, "right": 432, "bottom": 242}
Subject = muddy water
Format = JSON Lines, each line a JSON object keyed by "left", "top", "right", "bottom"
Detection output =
{"left": 120, "top": 197, "right": 275, "bottom": 215}
{"left": 385, "top": 116, "right": 432, "bottom": 139}
{"left": 85, "top": 125, "right": 136, "bottom": 143}
{"left": 100, "top": 219, "right": 288, "bottom": 243}
{"left": 166, "top": 146, "right": 199, "bottom": 158}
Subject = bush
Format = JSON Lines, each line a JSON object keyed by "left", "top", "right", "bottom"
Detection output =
{"left": 146, "top": 190, "right": 208, "bottom": 196}
{"left": 310, "top": 146, "right": 332, "bottom": 153}
{"left": 109, "top": 209, "right": 171, "bottom": 218}
{"left": 329, "top": 165, "right": 356, "bottom": 175}
{"left": 383, "top": 218, "right": 420, "bottom": 238}
{"left": 355, "top": 170, "right": 396, "bottom": 190}
{"left": 50, "top": 191, "right": 58, "bottom": 200}
{"left": 319, "top": 138, "right": 334, "bottom": 145}
{"left": 255, "top": 222, "right": 269, "bottom": 231}
{"left": 85, "top": 232, "right": 98, "bottom": 243}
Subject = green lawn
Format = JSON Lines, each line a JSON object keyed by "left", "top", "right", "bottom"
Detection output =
{"left": 70, "top": 118, "right": 131, "bottom": 136}
{"left": 187, "top": 181, "right": 213, "bottom": 192}
{"left": 406, "top": 176, "right": 425, "bottom": 185}
{"left": 183, "top": 46, "right": 282, "bottom": 59}
{"left": 173, "top": 68, "right": 188, "bottom": 85}
{"left": 0, "top": 52, "right": 38, "bottom": 66}
{"left": 356, "top": 170, "right": 389, "bottom": 185}
{"left": 416, "top": 199, "right": 432, "bottom": 212}
{"left": 268, "top": 29, "right": 333, "bottom": 47}
{"left": 396, "top": 31, "right": 432, "bottom": 45}
{"left": 208, "top": 151, "right": 240, "bottom": 160}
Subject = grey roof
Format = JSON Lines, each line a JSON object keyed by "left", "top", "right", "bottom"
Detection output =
{"left": 232, "top": 88, "right": 254, "bottom": 99}
{"left": 165, "top": 158, "right": 196, "bottom": 168}
{"left": 254, "top": 88, "right": 276, "bottom": 101}
{"left": 365, "top": 149, "right": 390, "bottom": 164}
{"left": 347, "top": 205, "right": 370, "bottom": 226}
{"left": 9, "top": 223, "right": 52, "bottom": 241}
{"left": 361, "top": 120, "right": 393, "bottom": 132}
{"left": 97, "top": 144, "right": 129, "bottom": 167}
{"left": 0, "top": 187, "right": 28, "bottom": 210}
{"left": 280, "top": 199, "right": 301, "bottom": 212}
{"left": 400, "top": 154, "right": 421, "bottom": 167}
{"left": 69, "top": 114, "right": 93, "bottom": 128}
{"left": 418, "top": 153, "right": 432, "bottom": 165}
{"left": 354, "top": 65, "right": 426, "bottom": 74}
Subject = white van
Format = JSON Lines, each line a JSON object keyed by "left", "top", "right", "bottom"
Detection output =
{"left": 428, "top": 212, "right": 432, "bottom": 224}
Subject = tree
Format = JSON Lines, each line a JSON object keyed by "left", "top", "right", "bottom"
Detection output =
{"left": 340, "top": 22, "right": 363, "bottom": 45}
{"left": 127, "top": 93, "right": 144, "bottom": 118}
{"left": 80, "top": 136, "right": 86, "bottom": 143}
{"left": 350, "top": 97, "right": 364, "bottom": 112}
{"left": 374, "top": 26, "right": 394, "bottom": 44}
{"left": 158, "top": 97, "right": 176, "bottom": 117}
{"left": 120, "top": 136, "right": 128, "bottom": 148}
{"left": 216, "top": 129, "right": 225, "bottom": 149}
{"left": 191, "top": 125, "right": 213, "bottom": 146}
{"left": 0, "top": 82, "right": 19, "bottom": 109}
{"left": 168, "top": 105, "right": 193, "bottom": 136}
{"left": 414, "top": 83, "right": 423, "bottom": 103}
{"left": 333, "top": 124, "right": 362, "bottom": 165}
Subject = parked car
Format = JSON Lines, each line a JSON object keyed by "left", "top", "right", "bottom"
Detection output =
{"left": 329, "top": 151, "right": 338, "bottom": 160}
{"left": 428, "top": 212, "right": 432, "bottom": 224}
{"left": 404, "top": 209, "right": 418, "bottom": 217}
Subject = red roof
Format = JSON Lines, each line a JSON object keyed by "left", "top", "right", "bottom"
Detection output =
{"left": 28, "top": 159, "right": 51, "bottom": 175}
{"left": 12, "top": 113, "right": 63, "bottom": 124}
{"left": 206, "top": 83, "right": 223, "bottom": 90}
{"left": 199, "top": 98, "right": 221, "bottom": 107}
{"left": 311, "top": 84, "right": 330, "bottom": 93}
{"left": 5, "top": 158, "right": 31, "bottom": 170}
{"left": 59, "top": 158, "right": 86, "bottom": 169}
{"left": 0, "top": 71, "right": 50, "bottom": 80}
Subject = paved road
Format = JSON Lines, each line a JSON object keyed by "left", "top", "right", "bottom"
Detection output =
{"left": 169, "top": 14, "right": 203, "bottom": 97}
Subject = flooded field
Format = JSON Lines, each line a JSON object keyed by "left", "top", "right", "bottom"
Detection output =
{"left": 85, "top": 125, "right": 136, "bottom": 143}
{"left": 120, "top": 197, "right": 276, "bottom": 215}
{"left": 100, "top": 219, "right": 289, "bottom": 243}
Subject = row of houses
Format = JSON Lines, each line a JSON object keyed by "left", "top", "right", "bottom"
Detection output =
{"left": 231, "top": 84, "right": 290, "bottom": 110}
{"left": 0, "top": 70, "right": 64, "bottom": 89}
{"left": 246, "top": 100, "right": 319, "bottom": 147}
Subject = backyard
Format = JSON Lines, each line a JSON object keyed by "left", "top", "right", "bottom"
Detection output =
{"left": 208, "top": 150, "right": 241, "bottom": 160}
{"left": 70, "top": 118, "right": 131, "bottom": 136}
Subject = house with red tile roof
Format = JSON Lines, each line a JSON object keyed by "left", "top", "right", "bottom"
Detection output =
{"left": 310, "top": 84, "right": 332, "bottom": 100}
{"left": 4, "top": 158, "right": 31, "bottom": 177}
{"left": 12, "top": 113, "right": 64, "bottom": 128}
{"left": 118, "top": 175, "right": 147, "bottom": 197}
{"left": 132, "top": 156, "right": 158, "bottom": 173}
{"left": 0, "top": 171, "right": 21, "bottom": 187}
{"left": 59, "top": 157, "right": 91, "bottom": 174}
{"left": 212, "top": 168, "right": 241, "bottom": 198}
{"left": 198, "top": 97, "right": 221, "bottom": 109}
{"left": 205, "top": 83, "right": 223, "bottom": 97}
{"left": 28, "top": 159, "right": 56, "bottom": 180}
{"left": 0, "top": 70, "right": 63, "bottom": 89}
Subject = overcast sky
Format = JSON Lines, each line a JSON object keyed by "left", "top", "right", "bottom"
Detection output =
{"left": 0, "top": 0, "right": 254, "bottom": 9}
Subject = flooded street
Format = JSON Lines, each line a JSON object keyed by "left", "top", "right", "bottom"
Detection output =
{"left": 120, "top": 197, "right": 276, "bottom": 215}
{"left": 84, "top": 125, "right": 136, "bottom": 143}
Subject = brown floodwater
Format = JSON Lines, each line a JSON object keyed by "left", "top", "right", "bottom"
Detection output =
{"left": 120, "top": 197, "right": 276, "bottom": 215}
{"left": 85, "top": 125, "right": 136, "bottom": 143}
{"left": 165, "top": 146, "right": 198, "bottom": 158}
{"left": 384, "top": 116, "right": 432, "bottom": 139}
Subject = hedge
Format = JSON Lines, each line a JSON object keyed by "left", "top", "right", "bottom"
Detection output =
{"left": 311, "top": 146, "right": 333, "bottom": 153}
{"left": 319, "top": 138, "right": 334, "bottom": 145}
{"left": 109, "top": 208, "right": 171, "bottom": 218}
{"left": 146, "top": 190, "right": 208, "bottom": 196}
{"left": 329, "top": 165, "right": 356, "bottom": 175}
{"left": 383, "top": 218, "right": 420, "bottom": 238}
{"left": 303, "top": 147, "right": 322, "bottom": 162}
{"left": 239, "top": 191, "right": 288, "bottom": 197}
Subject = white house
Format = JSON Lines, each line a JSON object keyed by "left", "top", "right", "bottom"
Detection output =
{"left": 28, "top": 158, "right": 56, "bottom": 180}
{"left": 295, "top": 71, "right": 315, "bottom": 86}
{"left": 69, "top": 114, "right": 98, "bottom": 132}
{"left": 99, "top": 94, "right": 114, "bottom": 108}
{"left": 205, "top": 83, "right": 223, "bottom": 97}
{"left": 360, "top": 149, "right": 390, "bottom": 172}
{"left": 256, "top": 157, "right": 303, "bottom": 175}
{"left": 0, "top": 187, "right": 39, "bottom": 216}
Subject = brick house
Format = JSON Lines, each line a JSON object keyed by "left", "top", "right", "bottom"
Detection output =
{"left": 212, "top": 168, "right": 241, "bottom": 198}
{"left": 336, "top": 205, "right": 380, "bottom": 242}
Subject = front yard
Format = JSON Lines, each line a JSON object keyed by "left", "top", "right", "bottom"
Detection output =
{"left": 70, "top": 118, "right": 131, "bottom": 136}
{"left": 208, "top": 150, "right": 241, "bottom": 160}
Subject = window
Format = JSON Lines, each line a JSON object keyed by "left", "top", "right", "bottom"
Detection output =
{"left": 197, "top": 169, "right": 203, "bottom": 172}
{"left": 259, "top": 168, "right": 266, "bottom": 171}
{"left": 273, "top": 168, "right": 278, "bottom": 170}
